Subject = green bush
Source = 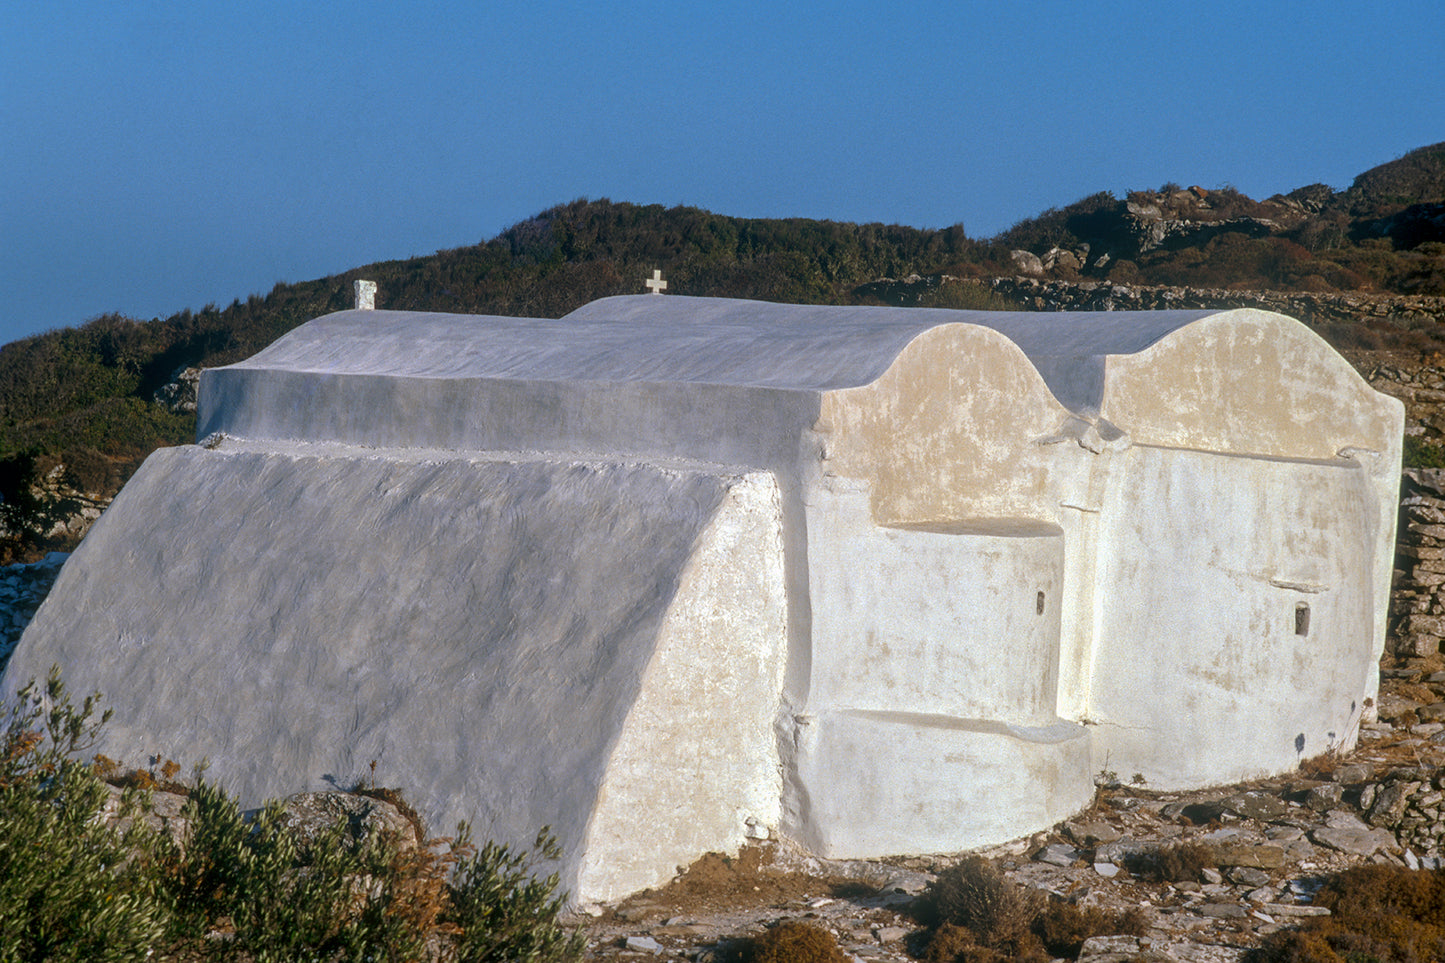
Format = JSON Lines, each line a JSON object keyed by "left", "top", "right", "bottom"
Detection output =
{"left": 442, "top": 826, "right": 586, "bottom": 963}
{"left": 0, "top": 670, "right": 169, "bottom": 962}
{"left": 0, "top": 669, "right": 585, "bottom": 962}
{"left": 159, "top": 778, "right": 436, "bottom": 962}
{"left": 1405, "top": 435, "right": 1445, "bottom": 469}
{"left": 0, "top": 450, "right": 83, "bottom": 562}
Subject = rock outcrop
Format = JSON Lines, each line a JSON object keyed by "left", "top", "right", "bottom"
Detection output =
{"left": 151, "top": 365, "right": 202, "bottom": 414}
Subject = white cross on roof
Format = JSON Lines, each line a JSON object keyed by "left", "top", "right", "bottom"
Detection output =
{"left": 644, "top": 269, "right": 667, "bottom": 295}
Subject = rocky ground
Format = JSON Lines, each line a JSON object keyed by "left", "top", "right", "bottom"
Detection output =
{"left": 573, "top": 657, "right": 1445, "bottom": 963}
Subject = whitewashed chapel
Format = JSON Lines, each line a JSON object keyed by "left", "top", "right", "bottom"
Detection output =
{"left": 3, "top": 290, "right": 1403, "bottom": 902}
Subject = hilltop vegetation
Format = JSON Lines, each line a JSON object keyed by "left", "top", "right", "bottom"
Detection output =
{"left": 1, "top": 143, "right": 1443, "bottom": 559}
{"left": 994, "top": 142, "right": 1445, "bottom": 294}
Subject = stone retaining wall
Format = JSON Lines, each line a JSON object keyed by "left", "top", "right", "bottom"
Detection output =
{"left": 1392, "top": 470, "right": 1445, "bottom": 657}
{"left": 1356, "top": 361, "right": 1445, "bottom": 447}
{"left": 1359, "top": 764, "right": 1445, "bottom": 859}
{"left": 858, "top": 274, "right": 1445, "bottom": 331}
{"left": 977, "top": 277, "right": 1445, "bottom": 329}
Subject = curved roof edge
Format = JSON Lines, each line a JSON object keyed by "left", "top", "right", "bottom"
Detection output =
{"left": 218, "top": 306, "right": 923, "bottom": 392}
{"left": 221, "top": 296, "right": 1233, "bottom": 406}
{"left": 1097, "top": 307, "right": 1403, "bottom": 460}
{"left": 563, "top": 295, "right": 1225, "bottom": 413}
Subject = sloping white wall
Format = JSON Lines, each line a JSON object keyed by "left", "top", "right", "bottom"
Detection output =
{"left": 579, "top": 473, "right": 788, "bottom": 901}
{"left": 5, "top": 440, "right": 787, "bottom": 900}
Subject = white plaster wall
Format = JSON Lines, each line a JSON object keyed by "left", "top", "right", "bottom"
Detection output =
{"left": 578, "top": 473, "right": 788, "bottom": 902}
{"left": 817, "top": 324, "right": 1071, "bottom": 526}
{"left": 1049, "top": 440, "right": 1124, "bottom": 722}
{"left": 1086, "top": 445, "right": 1378, "bottom": 788}
{"left": 792, "top": 710, "right": 1092, "bottom": 858}
{"left": 786, "top": 479, "right": 1094, "bottom": 856}
{"left": 4, "top": 441, "right": 761, "bottom": 894}
{"left": 1098, "top": 308, "right": 1404, "bottom": 690}
{"left": 805, "top": 483, "right": 1066, "bottom": 725}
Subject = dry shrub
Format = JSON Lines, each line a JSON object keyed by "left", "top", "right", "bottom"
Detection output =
{"left": 915, "top": 857, "right": 1047, "bottom": 961}
{"left": 353, "top": 784, "right": 427, "bottom": 846}
{"left": 1250, "top": 865, "right": 1445, "bottom": 963}
{"left": 914, "top": 856, "right": 1151, "bottom": 961}
{"left": 1320, "top": 321, "right": 1386, "bottom": 351}
{"left": 745, "top": 921, "right": 850, "bottom": 963}
{"left": 1126, "top": 842, "right": 1216, "bottom": 882}
{"left": 1298, "top": 751, "right": 1345, "bottom": 780}
{"left": 912, "top": 281, "right": 1021, "bottom": 312}
{"left": 1034, "top": 901, "right": 1148, "bottom": 958}
{"left": 923, "top": 922, "right": 1037, "bottom": 963}
{"left": 1392, "top": 682, "right": 1438, "bottom": 705}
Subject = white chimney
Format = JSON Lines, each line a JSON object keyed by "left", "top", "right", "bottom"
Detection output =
{"left": 354, "top": 280, "right": 377, "bottom": 310}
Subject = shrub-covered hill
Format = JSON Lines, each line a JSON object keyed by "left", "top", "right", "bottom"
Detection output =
{"left": 993, "top": 142, "right": 1445, "bottom": 295}
{"left": 0, "top": 200, "right": 1021, "bottom": 558}
{"left": 2, "top": 142, "right": 1443, "bottom": 559}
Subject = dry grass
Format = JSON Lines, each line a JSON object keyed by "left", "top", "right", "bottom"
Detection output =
{"left": 1249, "top": 865, "right": 1445, "bottom": 963}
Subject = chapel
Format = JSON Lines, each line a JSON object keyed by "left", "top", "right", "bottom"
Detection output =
{"left": 3, "top": 293, "right": 1402, "bottom": 902}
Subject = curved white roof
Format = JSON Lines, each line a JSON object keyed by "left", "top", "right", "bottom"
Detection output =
{"left": 222, "top": 295, "right": 1221, "bottom": 405}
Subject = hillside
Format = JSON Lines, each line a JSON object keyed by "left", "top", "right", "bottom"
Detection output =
{"left": 1, "top": 143, "right": 1443, "bottom": 559}
{"left": 992, "top": 141, "right": 1445, "bottom": 294}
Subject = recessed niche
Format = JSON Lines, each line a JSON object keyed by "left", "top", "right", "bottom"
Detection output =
{"left": 1036, "top": 590, "right": 1046, "bottom": 615}
{"left": 1295, "top": 603, "right": 1310, "bottom": 637}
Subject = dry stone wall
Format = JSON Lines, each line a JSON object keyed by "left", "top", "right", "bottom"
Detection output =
{"left": 1355, "top": 359, "right": 1445, "bottom": 447}
{"left": 1358, "top": 763, "right": 1445, "bottom": 859}
{"left": 977, "top": 277, "right": 1445, "bottom": 329}
{"left": 1391, "top": 471, "right": 1445, "bottom": 657}
{"left": 858, "top": 274, "right": 1445, "bottom": 331}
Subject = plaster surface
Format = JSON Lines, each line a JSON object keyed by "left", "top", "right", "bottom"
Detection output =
{"left": 4, "top": 294, "right": 1405, "bottom": 902}
{"left": 7, "top": 442, "right": 787, "bottom": 900}
{"left": 1085, "top": 445, "right": 1377, "bottom": 787}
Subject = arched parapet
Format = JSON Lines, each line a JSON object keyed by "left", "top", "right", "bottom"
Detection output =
{"left": 1096, "top": 308, "right": 1402, "bottom": 465}
{"left": 791, "top": 322, "right": 1097, "bottom": 856}
{"left": 1096, "top": 308, "right": 1403, "bottom": 679}
{"left": 816, "top": 322, "right": 1075, "bottom": 527}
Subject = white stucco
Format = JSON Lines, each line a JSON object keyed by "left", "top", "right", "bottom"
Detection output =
{"left": 1085, "top": 446, "right": 1377, "bottom": 786}
{"left": 579, "top": 472, "right": 788, "bottom": 901}
{"left": 3, "top": 294, "right": 1403, "bottom": 903}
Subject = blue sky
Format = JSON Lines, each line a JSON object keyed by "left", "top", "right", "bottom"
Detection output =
{"left": 2, "top": 0, "right": 1442, "bottom": 346}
